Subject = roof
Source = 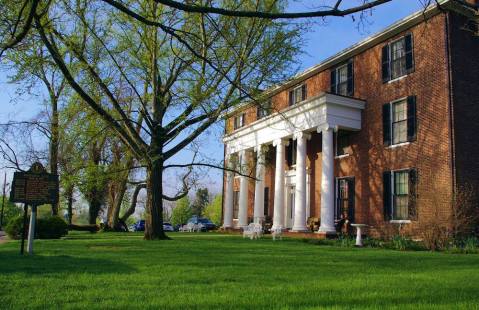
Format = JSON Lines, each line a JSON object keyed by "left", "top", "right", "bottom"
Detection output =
{"left": 224, "top": 0, "right": 476, "bottom": 118}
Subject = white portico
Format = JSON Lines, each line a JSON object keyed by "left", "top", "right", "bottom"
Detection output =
{"left": 222, "top": 92, "right": 365, "bottom": 233}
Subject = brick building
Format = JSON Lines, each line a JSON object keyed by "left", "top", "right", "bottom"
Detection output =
{"left": 221, "top": 0, "right": 479, "bottom": 237}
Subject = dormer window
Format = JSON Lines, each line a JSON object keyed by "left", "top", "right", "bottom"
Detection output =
{"left": 331, "top": 60, "right": 354, "bottom": 96}
{"left": 289, "top": 84, "right": 307, "bottom": 106}
{"left": 233, "top": 113, "right": 245, "bottom": 130}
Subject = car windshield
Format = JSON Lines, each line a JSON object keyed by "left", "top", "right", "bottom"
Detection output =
{"left": 163, "top": 223, "right": 172, "bottom": 226}
{"left": 198, "top": 218, "right": 212, "bottom": 224}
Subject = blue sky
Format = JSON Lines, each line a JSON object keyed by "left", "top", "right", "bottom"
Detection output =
{"left": 0, "top": 0, "right": 427, "bottom": 195}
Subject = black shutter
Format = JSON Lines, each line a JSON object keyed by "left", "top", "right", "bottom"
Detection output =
{"left": 407, "top": 96, "right": 417, "bottom": 142}
{"left": 348, "top": 178, "right": 355, "bottom": 223}
{"left": 256, "top": 106, "right": 261, "bottom": 120}
{"left": 264, "top": 187, "right": 269, "bottom": 216}
{"left": 383, "top": 171, "right": 392, "bottom": 221}
{"left": 347, "top": 60, "right": 354, "bottom": 96}
{"left": 289, "top": 90, "right": 294, "bottom": 106}
{"left": 286, "top": 142, "right": 292, "bottom": 167}
{"left": 301, "top": 84, "right": 307, "bottom": 101}
{"left": 383, "top": 103, "right": 391, "bottom": 146}
{"left": 408, "top": 168, "right": 418, "bottom": 220}
{"left": 405, "top": 33, "right": 414, "bottom": 73}
{"left": 330, "top": 69, "right": 337, "bottom": 94}
{"left": 382, "top": 44, "right": 391, "bottom": 83}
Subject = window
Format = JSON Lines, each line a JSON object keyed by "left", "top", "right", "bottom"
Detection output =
{"left": 233, "top": 191, "right": 239, "bottom": 219}
{"left": 383, "top": 96, "right": 417, "bottom": 146}
{"left": 331, "top": 60, "right": 354, "bottom": 96}
{"left": 336, "top": 177, "right": 355, "bottom": 222}
{"left": 264, "top": 187, "right": 269, "bottom": 216}
{"left": 233, "top": 113, "right": 245, "bottom": 130}
{"left": 382, "top": 33, "right": 414, "bottom": 82}
{"left": 257, "top": 100, "right": 272, "bottom": 120}
{"left": 393, "top": 171, "right": 409, "bottom": 220}
{"left": 392, "top": 100, "right": 408, "bottom": 144}
{"left": 289, "top": 84, "right": 307, "bottom": 106}
{"left": 335, "top": 130, "right": 351, "bottom": 157}
{"left": 383, "top": 169, "right": 417, "bottom": 221}
{"left": 286, "top": 139, "right": 297, "bottom": 167}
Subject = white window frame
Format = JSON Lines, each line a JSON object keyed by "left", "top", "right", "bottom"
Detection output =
{"left": 333, "top": 64, "right": 349, "bottom": 96}
{"left": 334, "top": 130, "right": 351, "bottom": 158}
{"left": 389, "top": 36, "right": 408, "bottom": 81}
{"left": 387, "top": 97, "right": 409, "bottom": 147}
{"left": 291, "top": 84, "right": 305, "bottom": 105}
{"left": 389, "top": 169, "right": 411, "bottom": 222}
{"left": 233, "top": 113, "right": 245, "bottom": 130}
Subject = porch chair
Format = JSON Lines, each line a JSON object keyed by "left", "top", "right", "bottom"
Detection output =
{"left": 271, "top": 226, "right": 283, "bottom": 241}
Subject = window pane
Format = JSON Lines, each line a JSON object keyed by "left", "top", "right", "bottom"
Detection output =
{"left": 393, "top": 196, "right": 409, "bottom": 220}
{"left": 391, "top": 38, "right": 407, "bottom": 79}
{"left": 294, "top": 87, "right": 302, "bottom": 103}
{"left": 392, "top": 100, "right": 408, "bottom": 144}
{"left": 393, "top": 171, "right": 409, "bottom": 220}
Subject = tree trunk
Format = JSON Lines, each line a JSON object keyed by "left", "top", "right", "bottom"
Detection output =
{"left": 50, "top": 93, "right": 60, "bottom": 215}
{"left": 109, "top": 178, "right": 127, "bottom": 230}
{"left": 144, "top": 160, "right": 168, "bottom": 240}
{"left": 88, "top": 191, "right": 102, "bottom": 226}
{"left": 66, "top": 186, "right": 73, "bottom": 225}
{"left": 120, "top": 183, "right": 146, "bottom": 223}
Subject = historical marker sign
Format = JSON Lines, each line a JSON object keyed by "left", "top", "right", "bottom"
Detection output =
{"left": 10, "top": 162, "right": 59, "bottom": 206}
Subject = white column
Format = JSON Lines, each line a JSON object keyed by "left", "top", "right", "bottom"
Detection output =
{"left": 253, "top": 145, "right": 266, "bottom": 224}
{"left": 272, "top": 139, "right": 288, "bottom": 230}
{"left": 223, "top": 154, "right": 234, "bottom": 228}
{"left": 238, "top": 150, "right": 249, "bottom": 228}
{"left": 292, "top": 132, "right": 310, "bottom": 232}
{"left": 318, "top": 125, "right": 336, "bottom": 233}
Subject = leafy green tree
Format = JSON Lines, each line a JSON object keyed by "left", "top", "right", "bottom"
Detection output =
{"left": 191, "top": 188, "right": 209, "bottom": 217}
{"left": 0, "top": 196, "right": 21, "bottom": 228}
{"left": 203, "top": 194, "right": 222, "bottom": 226}
{"left": 171, "top": 197, "right": 191, "bottom": 226}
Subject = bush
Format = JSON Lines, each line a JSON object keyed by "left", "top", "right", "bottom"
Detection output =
{"left": 337, "top": 234, "right": 356, "bottom": 247}
{"left": 36, "top": 216, "right": 68, "bottom": 239}
{"left": 4, "top": 215, "right": 68, "bottom": 239}
{"left": 363, "top": 237, "right": 385, "bottom": 248}
{"left": 389, "top": 235, "right": 421, "bottom": 251}
{"left": 5, "top": 215, "right": 26, "bottom": 239}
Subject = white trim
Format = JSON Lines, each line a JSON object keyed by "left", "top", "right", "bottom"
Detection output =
{"left": 389, "top": 220, "right": 411, "bottom": 224}
{"left": 224, "top": 93, "right": 365, "bottom": 154}
{"left": 335, "top": 154, "right": 350, "bottom": 159}
{"left": 387, "top": 74, "right": 408, "bottom": 84}
{"left": 388, "top": 142, "right": 410, "bottom": 149}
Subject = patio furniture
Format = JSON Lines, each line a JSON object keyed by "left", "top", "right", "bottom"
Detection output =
{"left": 271, "top": 226, "right": 283, "bottom": 241}
{"left": 243, "top": 223, "right": 263, "bottom": 240}
{"left": 351, "top": 224, "right": 368, "bottom": 247}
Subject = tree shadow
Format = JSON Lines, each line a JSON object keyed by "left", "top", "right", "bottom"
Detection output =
{"left": 0, "top": 251, "right": 136, "bottom": 275}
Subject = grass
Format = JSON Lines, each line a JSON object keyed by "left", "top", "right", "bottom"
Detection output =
{"left": 1, "top": 232, "right": 478, "bottom": 309}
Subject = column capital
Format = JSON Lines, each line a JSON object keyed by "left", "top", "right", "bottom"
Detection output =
{"left": 317, "top": 123, "right": 339, "bottom": 133}
{"left": 293, "top": 131, "right": 311, "bottom": 141}
{"left": 273, "top": 138, "right": 289, "bottom": 147}
{"left": 254, "top": 144, "right": 267, "bottom": 153}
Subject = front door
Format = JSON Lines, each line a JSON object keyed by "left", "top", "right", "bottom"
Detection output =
{"left": 336, "top": 177, "right": 355, "bottom": 223}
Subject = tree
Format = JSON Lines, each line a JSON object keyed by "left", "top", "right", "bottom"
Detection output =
{"left": 191, "top": 188, "right": 209, "bottom": 217}
{"left": 203, "top": 194, "right": 222, "bottom": 226}
{"left": 0, "top": 196, "right": 21, "bottom": 227}
{"left": 0, "top": 0, "right": 426, "bottom": 240}
{"left": 171, "top": 196, "right": 191, "bottom": 226}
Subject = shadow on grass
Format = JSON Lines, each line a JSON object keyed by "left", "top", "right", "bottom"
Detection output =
{"left": 0, "top": 251, "right": 136, "bottom": 275}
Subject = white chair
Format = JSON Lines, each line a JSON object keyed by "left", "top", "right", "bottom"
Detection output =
{"left": 195, "top": 223, "right": 204, "bottom": 232}
{"left": 271, "top": 226, "right": 283, "bottom": 241}
{"left": 243, "top": 223, "right": 263, "bottom": 240}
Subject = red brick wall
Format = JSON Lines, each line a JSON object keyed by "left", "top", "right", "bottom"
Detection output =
{"left": 449, "top": 12, "right": 479, "bottom": 192}
{"left": 225, "top": 12, "right": 458, "bottom": 237}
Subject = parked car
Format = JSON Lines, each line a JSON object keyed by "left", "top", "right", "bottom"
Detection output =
{"left": 187, "top": 216, "right": 217, "bottom": 231}
{"left": 133, "top": 220, "right": 145, "bottom": 232}
{"left": 163, "top": 222, "right": 174, "bottom": 232}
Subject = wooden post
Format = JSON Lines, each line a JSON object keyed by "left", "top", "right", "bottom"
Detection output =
{"left": 20, "top": 204, "right": 28, "bottom": 255}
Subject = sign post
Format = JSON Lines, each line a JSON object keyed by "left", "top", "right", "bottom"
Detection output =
{"left": 10, "top": 163, "right": 59, "bottom": 255}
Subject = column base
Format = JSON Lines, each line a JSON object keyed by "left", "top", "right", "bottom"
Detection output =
{"left": 290, "top": 226, "right": 309, "bottom": 232}
{"left": 271, "top": 225, "right": 285, "bottom": 231}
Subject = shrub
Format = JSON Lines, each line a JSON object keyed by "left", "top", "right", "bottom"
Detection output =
{"left": 5, "top": 215, "right": 26, "bottom": 239}
{"left": 4, "top": 215, "right": 68, "bottom": 239}
{"left": 36, "top": 216, "right": 68, "bottom": 239}
{"left": 389, "top": 235, "right": 416, "bottom": 251}
{"left": 363, "top": 237, "right": 385, "bottom": 248}
{"left": 337, "top": 234, "right": 355, "bottom": 247}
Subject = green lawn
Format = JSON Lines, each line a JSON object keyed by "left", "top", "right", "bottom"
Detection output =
{"left": 1, "top": 232, "right": 478, "bottom": 309}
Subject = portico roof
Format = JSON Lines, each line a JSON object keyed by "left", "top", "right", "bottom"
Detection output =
{"left": 223, "top": 92, "right": 365, "bottom": 154}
